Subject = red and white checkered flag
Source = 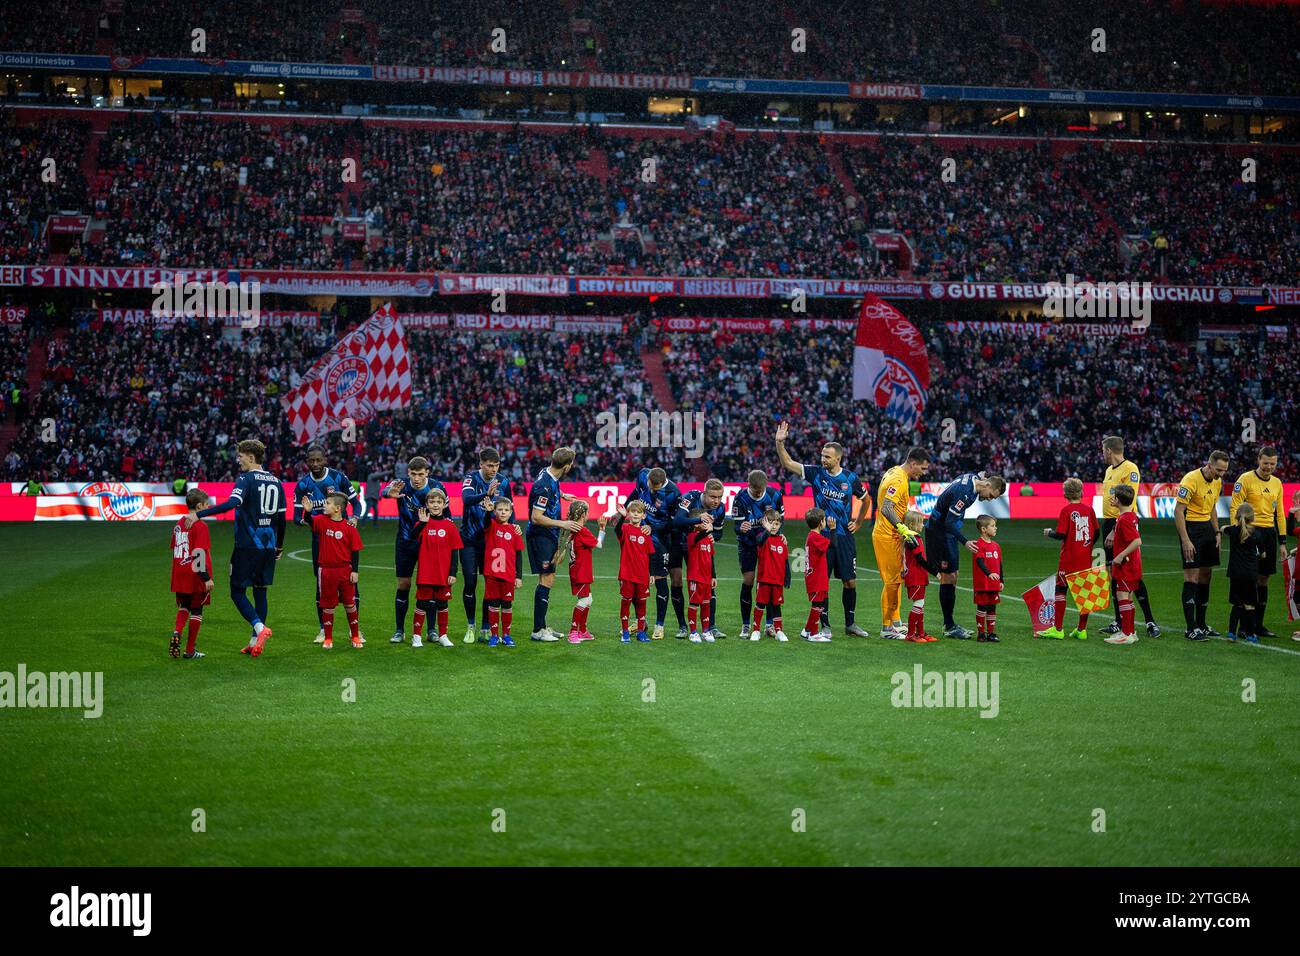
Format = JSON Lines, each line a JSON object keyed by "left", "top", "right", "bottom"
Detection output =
{"left": 280, "top": 303, "right": 411, "bottom": 444}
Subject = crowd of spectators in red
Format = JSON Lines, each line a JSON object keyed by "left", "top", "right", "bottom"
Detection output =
{"left": 5, "top": 1, "right": 1297, "bottom": 96}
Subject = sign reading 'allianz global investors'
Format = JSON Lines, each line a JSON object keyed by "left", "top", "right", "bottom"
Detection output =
{"left": 0, "top": 266, "right": 1288, "bottom": 305}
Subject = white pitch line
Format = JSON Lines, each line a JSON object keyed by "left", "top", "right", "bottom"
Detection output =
{"left": 288, "top": 549, "right": 1299, "bottom": 655}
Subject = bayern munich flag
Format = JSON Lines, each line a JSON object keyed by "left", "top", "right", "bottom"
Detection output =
{"left": 281, "top": 303, "right": 411, "bottom": 443}
{"left": 851, "top": 295, "right": 930, "bottom": 428}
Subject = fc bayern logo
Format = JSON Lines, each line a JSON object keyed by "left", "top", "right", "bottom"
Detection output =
{"left": 930, "top": 283, "right": 945, "bottom": 298}
{"left": 1036, "top": 604, "right": 1054, "bottom": 627}
{"left": 1218, "top": 288, "right": 1231, "bottom": 303}
{"left": 872, "top": 357, "right": 926, "bottom": 423}
{"left": 81, "top": 481, "right": 155, "bottom": 521}
{"left": 326, "top": 357, "right": 370, "bottom": 403}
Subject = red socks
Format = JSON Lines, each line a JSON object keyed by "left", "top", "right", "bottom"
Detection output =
{"left": 322, "top": 609, "right": 334, "bottom": 642}
{"left": 413, "top": 608, "right": 426, "bottom": 638}
{"left": 1118, "top": 597, "right": 1135, "bottom": 634}
{"left": 908, "top": 605, "right": 925, "bottom": 638}
{"left": 634, "top": 599, "right": 646, "bottom": 632}
{"left": 620, "top": 599, "right": 631, "bottom": 632}
{"left": 173, "top": 608, "right": 188, "bottom": 634}
{"left": 436, "top": 607, "right": 448, "bottom": 637}
{"left": 185, "top": 615, "right": 201, "bottom": 654}
{"left": 805, "top": 606, "right": 821, "bottom": 634}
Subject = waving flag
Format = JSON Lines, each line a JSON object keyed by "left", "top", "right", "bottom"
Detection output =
{"left": 281, "top": 303, "right": 411, "bottom": 444}
{"left": 851, "top": 294, "right": 930, "bottom": 428}
{"left": 1066, "top": 567, "right": 1112, "bottom": 614}
{"left": 1022, "top": 575, "right": 1057, "bottom": 632}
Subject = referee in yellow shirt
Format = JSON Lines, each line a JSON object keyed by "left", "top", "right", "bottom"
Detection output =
{"left": 1229, "top": 446, "right": 1287, "bottom": 638}
{"left": 872, "top": 447, "right": 932, "bottom": 638}
{"left": 1099, "top": 436, "right": 1160, "bottom": 638}
{"left": 1174, "top": 450, "right": 1230, "bottom": 640}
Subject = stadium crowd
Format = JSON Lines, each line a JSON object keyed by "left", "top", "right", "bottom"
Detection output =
{"left": 659, "top": 322, "right": 1299, "bottom": 483}
{"left": 19, "top": 113, "right": 1286, "bottom": 286}
{"left": 3, "top": 315, "right": 1295, "bottom": 488}
{"left": 4, "top": 1, "right": 1299, "bottom": 95}
{"left": 0, "top": 118, "right": 90, "bottom": 265}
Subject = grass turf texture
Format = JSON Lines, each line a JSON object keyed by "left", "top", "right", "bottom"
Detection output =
{"left": 1, "top": 519, "right": 1297, "bottom": 867}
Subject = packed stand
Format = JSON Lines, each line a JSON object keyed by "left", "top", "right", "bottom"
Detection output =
{"left": 0, "top": 117, "right": 90, "bottom": 265}
{"left": 5, "top": 1, "right": 1300, "bottom": 96}
{"left": 660, "top": 322, "right": 1300, "bottom": 484}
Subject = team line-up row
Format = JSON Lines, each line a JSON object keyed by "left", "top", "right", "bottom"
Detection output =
{"left": 165, "top": 432, "right": 1300, "bottom": 658}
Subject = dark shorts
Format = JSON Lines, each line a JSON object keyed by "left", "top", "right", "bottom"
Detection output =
{"left": 1183, "top": 520, "right": 1220, "bottom": 569}
{"left": 666, "top": 538, "right": 687, "bottom": 572}
{"left": 527, "top": 534, "right": 558, "bottom": 575}
{"left": 394, "top": 538, "right": 421, "bottom": 578}
{"left": 924, "top": 521, "right": 960, "bottom": 574}
{"left": 174, "top": 590, "right": 211, "bottom": 611}
{"left": 827, "top": 533, "right": 858, "bottom": 581}
{"left": 1229, "top": 575, "right": 1258, "bottom": 606}
{"left": 1257, "top": 528, "right": 1279, "bottom": 576}
{"left": 459, "top": 539, "right": 485, "bottom": 579}
{"left": 230, "top": 547, "right": 276, "bottom": 588}
{"left": 650, "top": 542, "right": 670, "bottom": 578}
{"left": 738, "top": 542, "right": 758, "bottom": 574}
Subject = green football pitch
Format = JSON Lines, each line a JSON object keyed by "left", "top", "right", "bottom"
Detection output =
{"left": 1, "top": 519, "right": 1297, "bottom": 866}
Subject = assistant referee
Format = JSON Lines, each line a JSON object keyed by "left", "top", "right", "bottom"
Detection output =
{"left": 1228, "top": 445, "right": 1286, "bottom": 638}
{"left": 1174, "top": 450, "right": 1230, "bottom": 641}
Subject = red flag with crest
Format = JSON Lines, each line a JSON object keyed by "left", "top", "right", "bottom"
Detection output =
{"left": 851, "top": 295, "right": 930, "bottom": 428}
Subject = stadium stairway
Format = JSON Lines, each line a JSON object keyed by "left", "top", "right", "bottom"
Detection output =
{"left": 0, "top": 326, "right": 59, "bottom": 459}
{"left": 826, "top": 144, "right": 864, "bottom": 211}
{"left": 640, "top": 343, "right": 709, "bottom": 481}
{"left": 576, "top": 148, "right": 611, "bottom": 183}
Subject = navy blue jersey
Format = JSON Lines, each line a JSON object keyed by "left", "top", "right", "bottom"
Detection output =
{"left": 931, "top": 472, "right": 984, "bottom": 541}
{"left": 395, "top": 477, "right": 447, "bottom": 545}
{"left": 732, "top": 485, "right": 785, "bottom": 546}
{"left": 803, "top": 465, "right": 865, "bottom": 537}
{"left": 526, "top": 468, "right": 563, "bottom": 543}
{"left": 632, "top": 467, "right": 682, "bottom": 548}
{"left": 672, "top": 490, "right": 727, "bottom": 544}
{"left": 200, "top": 468, "right": 287, "bottom": 549}
{"left": 295, "top": 467, "right": 358, "bottom": 523}
{"left": 461, "top": 469, "right": 513, "bottom": 543}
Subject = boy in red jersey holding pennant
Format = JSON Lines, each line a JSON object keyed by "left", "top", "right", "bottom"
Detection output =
{"left": 169, "top": 488, "right": 214, "bottom": 659}
{"left": 414, "top": 488, "right": 462, "bottom": 648}
{"left": 300, "top": 492, "right": 364, "bottom": 649}
{"left": 1036, "top": 478, "right": 1098, "bottom": 641}
{"left": 483, "top": 498, "right": 526, "bottom": 647}
{"left": 615, "top": 500, "right": 656, "bottom": 643}
{"left": 1105, "top": 484, "right": 1144, "bottom": 645}
{"left": 901, "top": 510, "right": 937, "bottom": 643}
{"left": 558, "top": 499, "right": 607, "bottom": 644}
{"left": 971, "top": 515, "right": 1004, "bottom": 643}
{"left": 751, "top": 509, "right": 790, "bottom": 642}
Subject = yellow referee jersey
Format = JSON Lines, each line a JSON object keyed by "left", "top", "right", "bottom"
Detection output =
{"left": 873, "top": 465, "right": 911, "bottom": 539}
{"left": 1229, "top": 470, "right": 1285, "bottom": 533}
{"left": 1177, "top": 468, "right": 1222, "bottom": 523}
{"left": 1102, "top": 459, "right": 1141, "bottom": 518}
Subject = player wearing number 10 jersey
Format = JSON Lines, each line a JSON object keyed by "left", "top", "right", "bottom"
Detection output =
{"left": 197, "top": 438, "right": 287, "bottom": 657}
